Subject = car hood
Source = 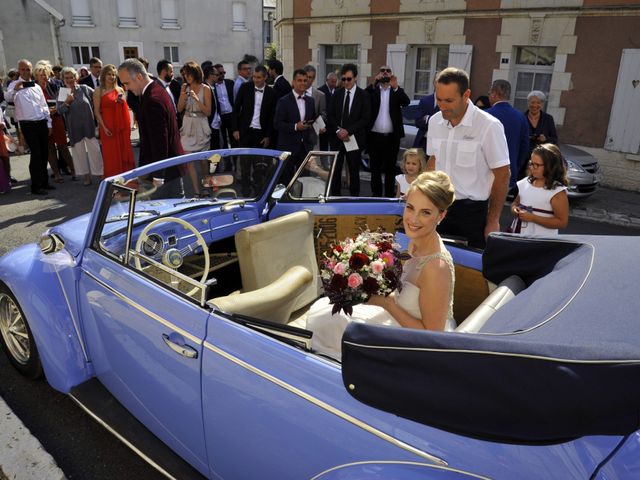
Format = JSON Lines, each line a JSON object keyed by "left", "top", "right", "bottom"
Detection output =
{"left": 558, "top": 143, "right": 597, "bottom": 167}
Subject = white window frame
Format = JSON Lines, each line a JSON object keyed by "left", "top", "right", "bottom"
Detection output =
{"left": 70, "top": 0, "right": 93, "bottom": 27}
{"left": 71, "top": 45, "right": 101, "bottom": 66}
{"left": 232, "top": 2, "right": 247, "bottom": 31}
{"left": 163, "top": 45, "right": 180, "bottom": 65}
{"left": 161, "top": 0, "right": 180, "bottom": 29}
{"left": 407, "top": 45, "right": 449, "bottom": 100}
{"left": 512, "top": 46, "right": 556, "bottom": 112}
{"left": 118, "top": 42, "right": 144, "bottom": 64}
{"left": 320, "top": 44, "right": 360, "bottom": 86}
{"left": 117, "top": 0, "right": 138, "bottom": 28}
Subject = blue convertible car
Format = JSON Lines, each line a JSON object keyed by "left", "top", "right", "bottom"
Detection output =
{"left": 0, "top": 150, "right": 639, "bottom": 479}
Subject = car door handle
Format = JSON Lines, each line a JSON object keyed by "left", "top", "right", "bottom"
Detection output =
{"left": 162, "top": 334, "right": 198, "bottom": 359}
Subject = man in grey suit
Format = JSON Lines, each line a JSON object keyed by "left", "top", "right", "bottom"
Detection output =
{"left": 303, "top": 65, "right": 326, "bottom": 150}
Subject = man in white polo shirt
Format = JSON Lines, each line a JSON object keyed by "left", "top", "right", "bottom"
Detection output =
{"left": 426, "top": 67, "right": 510, "bottom": 249}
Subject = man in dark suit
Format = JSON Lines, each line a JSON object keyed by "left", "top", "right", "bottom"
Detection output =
{"left": 487, "top": 79, "right": 530, "bottom": 190}
{"left": 413, "top": 92, "right": 439, "bottom": 151}
{"left": 212, "top": 63, "right": 236, "bottom": 149}
{"left": 233, "top": 65, "right": 277, "bottom": 195}
{"left": 268, "top": 59, "right": 292, "bottom": 101}
{"left": 327, "top": 63, "right": 371, "bottom": 196}
{"left": 118, "top": 59, "right": 184, "bottom": 193}
{"left": 318, "top": 72, "right": 337, "bottom": 151}
{"left": 79, "top": 57, "right": 102, "bottom": 89}
{"left": 366, "top": 65, "right": 411, "bottom": 197}
{"left": 156, "top": 59, "right": 181, "bottom": 109}
{"left": 274, "top": 69, "right": 315, "bottom": 185}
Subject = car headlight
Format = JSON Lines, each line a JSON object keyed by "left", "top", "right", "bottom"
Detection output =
{"left": 39, "top": 233, "right": 65, "bottom": 254}
{"left": 565, "top": 159, "right": 585, "bottom": 173}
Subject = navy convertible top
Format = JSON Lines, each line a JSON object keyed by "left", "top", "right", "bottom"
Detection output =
{"left": 342, "top": 234, "right": 640, "bottom": 443}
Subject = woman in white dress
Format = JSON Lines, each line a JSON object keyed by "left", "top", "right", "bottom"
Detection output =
{"left": 307, "top": 171, "right": 457, "bottom": 360}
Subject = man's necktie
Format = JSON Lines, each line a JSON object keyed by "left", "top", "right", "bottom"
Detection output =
{"left": 255, "top": 88, "right": 263, "bottom": 93}
{"left": 298, "top": 95, "right": 304, "bottom": 100}
{"left": 96, "top": 78, "right": 100, "bottom": 87}
{"left": 341, "top": 90, "right": 350, "bottom": 127}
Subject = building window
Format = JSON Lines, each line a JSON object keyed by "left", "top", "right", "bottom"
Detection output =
{"left": 232, "top": 2, "right": 247, "bottom": 31}
{"left": 513, "top": 46, "right": 556, "bottom": 112}
{"left": 117, "top": 0, "right": 138, "bottom": 27}
{"left": 161, "top": 0, "right": 179, "bottom": 28}
{"left": 413, "top": 46, "right": 448, "bottom": 99}
{"left": 71, "top": 45, "right": 101, "bottom": 65}
{"left": 70, "top": 0, "right": 93, "bottom": 27}
{"left": 263, "top": 19, "right": 273, "bottom": 45}
{"left": 164, "top": 46, "right": 180, "bottom": 64}
{"left": 323, "top": 45, "right": 359, "bottom": 79}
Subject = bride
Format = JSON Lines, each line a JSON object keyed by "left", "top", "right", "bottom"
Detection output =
{"left": 306, "top": 171, "right": 457, "bottom": 361}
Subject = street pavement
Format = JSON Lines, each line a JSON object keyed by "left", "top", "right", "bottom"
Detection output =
{"left": 1, "top": 141, "right": 639, "bottom": 478}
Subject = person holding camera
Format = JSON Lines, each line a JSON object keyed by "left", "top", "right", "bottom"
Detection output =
{"left": 365, "top": 65, "right": 410, "bottom": 197}
{"left": 5, "top": 59, "right": 53, "bottom": 195}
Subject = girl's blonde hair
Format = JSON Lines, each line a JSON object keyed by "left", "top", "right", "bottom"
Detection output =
{"left": 406, "top": 170, "right": 456, "bottom": 212}
{"left": 402, "top": 148, "right": 427, "bottom": 173}
{"left": 99, "top": 64, "right": 118, "bottom": 90}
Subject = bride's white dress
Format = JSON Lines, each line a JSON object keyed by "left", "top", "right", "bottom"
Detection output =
{"left": 306, "top": 250, "right": 456, "bottom": 361}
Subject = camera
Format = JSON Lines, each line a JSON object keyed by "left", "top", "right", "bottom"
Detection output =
{"left": 21, "top": 81, "right": 36, "bottom": 88}
{"left": 380, "top": 77, "right": 390, "bottom": 83}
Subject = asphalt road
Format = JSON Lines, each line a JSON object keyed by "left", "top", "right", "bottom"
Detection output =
{"left": 1, "top": 152, "right": 639, "bottom": 479}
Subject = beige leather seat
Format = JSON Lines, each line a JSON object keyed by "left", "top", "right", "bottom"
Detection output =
{"left": 208, "top": 266, "right": 313, "bottom": 324}
{"left": 455, "top": 275, "right": 526, "bottom": 333}
{"left": 235, "top": 210, "right": 320, "bottom": 312}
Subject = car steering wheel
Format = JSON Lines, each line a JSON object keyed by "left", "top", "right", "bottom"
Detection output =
{"left": 134, "top": 216, "right": 210, "bottom": 297}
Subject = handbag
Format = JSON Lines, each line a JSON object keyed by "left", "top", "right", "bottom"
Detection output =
{"left": 3, "top": 133, "right": 17, "bottom": 153}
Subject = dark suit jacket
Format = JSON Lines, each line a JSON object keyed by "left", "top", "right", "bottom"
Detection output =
{"left": 365, "top": 82, "right": 411, "bottom": 138}
{"left": 272, "top": 76, "right": 292, "bottom": 101}
{"left": 487, "top": 102, "right": 530, "bottom": 187}
{"left": 274, "top": 91, "right": 315, "bottom": 154}
{"left": 525, "top": 110, "right": 558, "bottom": 146}
{"left": 414, "top": 93, "right": 439, "bottom": 147}
{"left": 232, "top": 81, "right": 276, "bottom": 139}
{"left": 79, "top": 75, "right": 98, "bottom": 89}
{"left": 318, "top": 84, "right": 335, "bottom": 106}
{"left": 327, "top": 86, "right": 371, "bottom": 149}
{"left": 138, "top": 81, "right": 184, "bottom": 173}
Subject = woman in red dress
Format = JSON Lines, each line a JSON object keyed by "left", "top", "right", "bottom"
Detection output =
{"left": 34, "top": 62, "right": 75, "bottom": 183}
{"left": 94, "top": 64, "right": 135, "bottom": 178}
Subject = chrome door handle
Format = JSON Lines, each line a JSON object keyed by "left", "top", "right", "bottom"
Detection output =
{"left": 162, "top": 334, "right": 198, "bottom": 359}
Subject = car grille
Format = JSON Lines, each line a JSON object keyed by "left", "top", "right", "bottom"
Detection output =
{"left": 571, "top": 183, "right": 599, "bottom": 193}
{"left": 582, "top": 162, "right": 599, "bottom": 174}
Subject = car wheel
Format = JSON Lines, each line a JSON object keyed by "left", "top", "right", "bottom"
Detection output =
{"left": 0, "top": 285, "right": 43, "bottom": 379}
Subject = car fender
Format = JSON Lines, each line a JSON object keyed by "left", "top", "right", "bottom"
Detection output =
{"left": 0, "top": 243, "right": 93, "bottom": 392}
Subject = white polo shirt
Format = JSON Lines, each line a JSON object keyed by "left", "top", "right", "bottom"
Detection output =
{"left": 427, "top": 99, "right": 509, "bottom": 201}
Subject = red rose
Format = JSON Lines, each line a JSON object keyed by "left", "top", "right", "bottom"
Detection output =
{"left": 329, "top": 274, "right": 348, "bottom": 291}
{"left": 334, "top": 245, "right": 343, "bottom": 253}
{"left": 349, "top": 252, "right": 370, "bottom": 270}
{"left": 376, "top": 241, "right": 392, "bottom": 252}
{"left": 362, "top": 277, "right": 379, "bottom": 295}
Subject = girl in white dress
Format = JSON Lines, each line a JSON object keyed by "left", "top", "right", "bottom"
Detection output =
{"left": 511, "top": 143, "right": 569, "bottom": 236}
{"left": 395, "top": 148, "right": 426, "bottom": 199}
{"left": 307, "top": 171, "right": 457, "bottom": 361}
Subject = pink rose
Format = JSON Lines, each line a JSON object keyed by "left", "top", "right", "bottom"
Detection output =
{"left": 348, "top": 273, "right": 363, "bottom": 288}
{"left": 333, "top": 262, "right": 347, "bottom": 275}
{"left": 380, "top": 251, "right": 394, "bottom": 266}
{"left": 371, "top": 260, "right": 385, "bottom": 274}
{"left": 326, "top": 260, "right": 336, "bottom": 271}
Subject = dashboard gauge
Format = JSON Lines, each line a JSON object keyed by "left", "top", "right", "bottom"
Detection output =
{"left": 142, "top": 233, "right": 164, "bottom": 257}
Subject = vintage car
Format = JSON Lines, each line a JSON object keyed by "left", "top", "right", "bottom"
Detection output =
{"left": 0, "top": 149, "right": 638, "bottom": 479}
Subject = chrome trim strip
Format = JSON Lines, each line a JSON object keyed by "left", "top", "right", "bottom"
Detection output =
{"left": 343, "top": 341, "right": 640, "bottom": 364}
{"left": 310, "top": 460, "right": 489, "bottom": 480}
{"left": 55, "top": 268, "right": 89, "bottom": 362}
{"left": 68, "top": 393, "right": 177, "bottom": 480}
{"left": 203, "top": 341, "right": 447, "bottom": 466}
{"left": 83, "top": 270, "right": 201, "bottom": 345}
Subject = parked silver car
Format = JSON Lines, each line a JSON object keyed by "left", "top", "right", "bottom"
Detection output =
{"left": 377, "top": 101, "right": 602, "bottom": 199}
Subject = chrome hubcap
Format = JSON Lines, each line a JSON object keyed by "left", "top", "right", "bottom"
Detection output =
{"left": 0, "top": 293, "right": 30, "bottom": 365}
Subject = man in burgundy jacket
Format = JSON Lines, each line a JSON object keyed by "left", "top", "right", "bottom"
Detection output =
{"left": 118, "top": 58, "right": 184, "bottom": 192}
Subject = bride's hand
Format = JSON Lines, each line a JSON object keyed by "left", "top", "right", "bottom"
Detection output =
{"left": 366, "top": 293, "right": 392, "bottom": 309}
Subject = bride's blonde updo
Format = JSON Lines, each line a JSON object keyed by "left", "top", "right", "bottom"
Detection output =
{"left": 406, "top": 171, "right": 456, "bottom": 212}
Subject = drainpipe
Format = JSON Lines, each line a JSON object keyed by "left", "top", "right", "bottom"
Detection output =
{"left": 33, "top": 0, "right": 65, "bottom": 65}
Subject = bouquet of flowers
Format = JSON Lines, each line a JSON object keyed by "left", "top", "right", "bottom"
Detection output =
{"left": 320, "top": 229, "right": 403, "bottom": 316}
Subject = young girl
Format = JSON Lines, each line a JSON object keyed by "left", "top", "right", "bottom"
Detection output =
{"left": 510, "top": 143, "right": 569, "bottom": 236}
{"left": 396, "top": 148, "right": 426, "bottom": 198}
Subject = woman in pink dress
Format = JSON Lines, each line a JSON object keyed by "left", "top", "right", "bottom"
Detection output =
{"left": 94, "top": 64, "right": 135, "bottom": 178}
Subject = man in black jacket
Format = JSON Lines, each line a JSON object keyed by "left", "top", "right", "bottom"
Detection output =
{"left": 366, "top": 65, "right": 410, "bottom": 197}
{"left": 318, "top": 72, "right": 337, "bottom": 151}
{"left": 212, "top": 63, "right": 237, "bottom": 149}
{"left": 232, "top": 65, "right": 276, "bottom": 148}
{"left": 327, "top": 63, "right": 370, "bottom": 196}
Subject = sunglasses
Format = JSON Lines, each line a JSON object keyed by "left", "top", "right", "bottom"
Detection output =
{"left": 379, "top": 68, "right": 392, "bottom": 73}
{"left": 218, "top": 71, "right": 226, "bottom": 75}
{"left": 341, "top": 76, "right": 354, "bottom": 82}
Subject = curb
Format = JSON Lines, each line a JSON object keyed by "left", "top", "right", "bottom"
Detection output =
{"left": 570, "top": 207, "right": 640, "bottom": 228}
{"left": 0, "top": 397, "right": 66, "bottom": 480}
